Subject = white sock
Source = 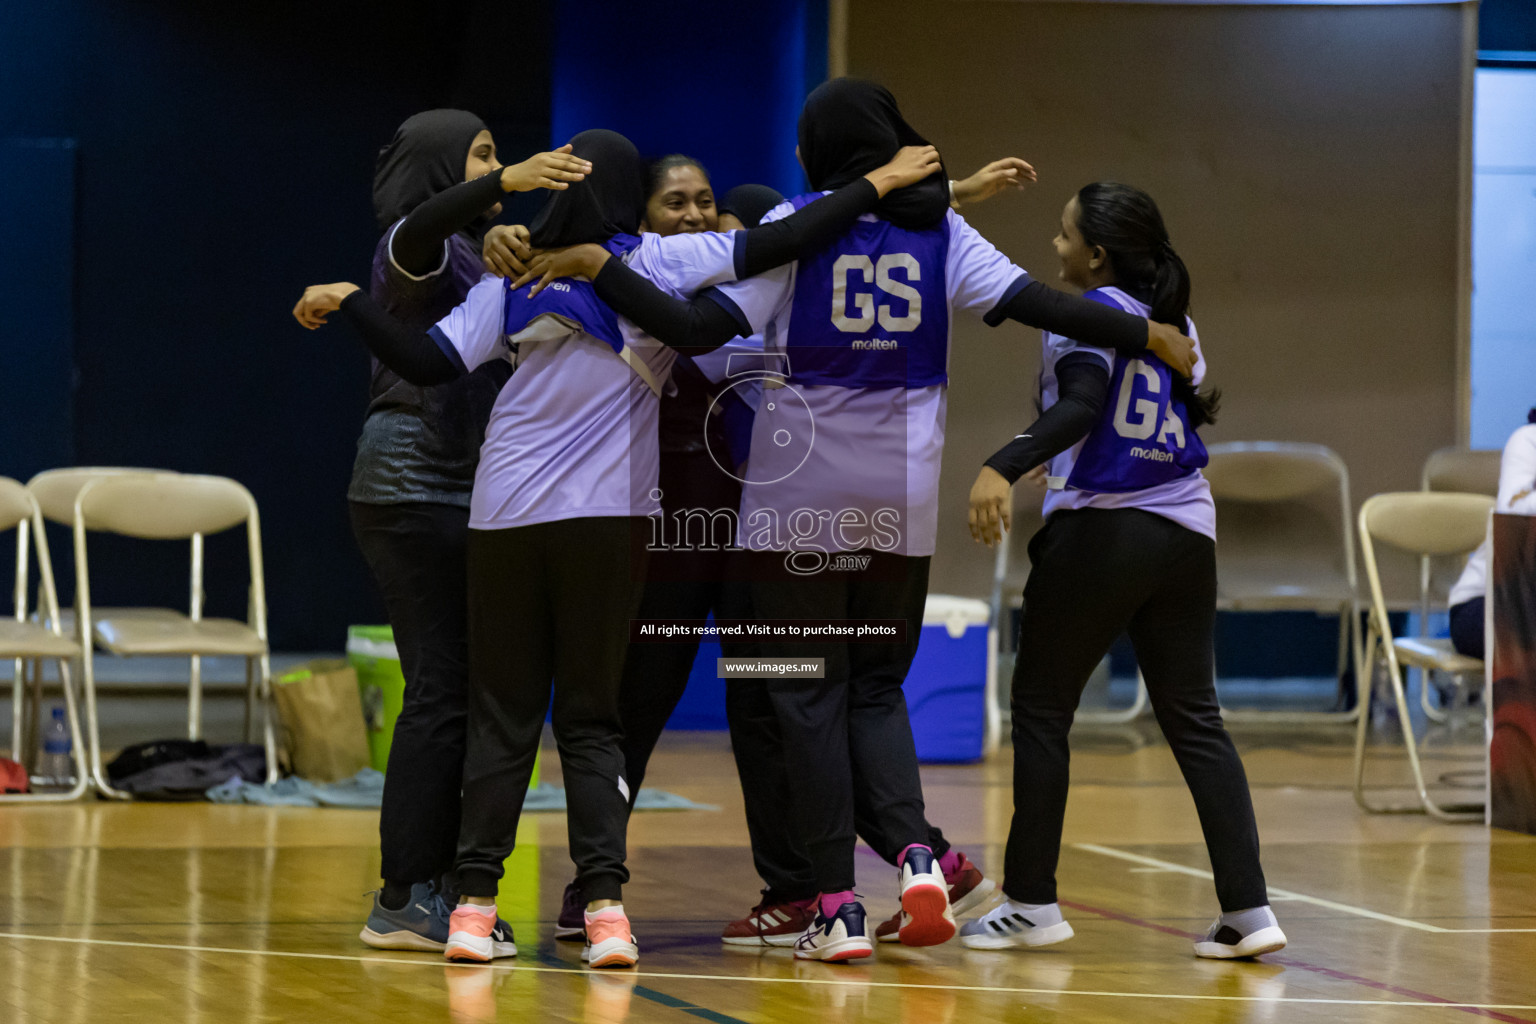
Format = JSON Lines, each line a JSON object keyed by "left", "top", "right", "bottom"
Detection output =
{"left": 1219, "top": 905, "right": 1277, "bottom": 935}
{"left": 586, "top": 904, "right": 625, "bottom": 922}
{"left": 455, "top": 902, "right": 497, "bottom": 917}
{"left": 986, "top": 899, "right": 1064, "bottom": 927}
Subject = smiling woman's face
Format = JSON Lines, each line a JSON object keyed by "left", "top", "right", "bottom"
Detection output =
{"left": 643, "top": 164, "right": 717, "bottom": 236}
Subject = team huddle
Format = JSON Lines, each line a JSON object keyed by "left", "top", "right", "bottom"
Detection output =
{"left": 293, "top": 78, "right": 1285, "bottom": 969}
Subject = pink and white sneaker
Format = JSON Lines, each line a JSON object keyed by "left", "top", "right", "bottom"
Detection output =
{"left": 582, "top": 906, "right": 639, "bottom": 969}
{"left": 444, "top": 904, "right": 517, "bottom": 962}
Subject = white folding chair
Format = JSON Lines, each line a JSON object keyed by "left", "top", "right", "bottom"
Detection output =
{"left": 73, "top": 473, "right": 277, "bottom": 798}
{"left": 28, "top": 469, "right": 190, "bottom": 632}
{"left": 0, "top": 477, "right": 89, "bottom": 802}
{"left": 1353, "top": 491, "right": 1492, "bottom": 821}
{"left": 1417, "top": 448, "right": 1502, "bottom": 723}
{"left": 1203, "top": 442, "right": 1361, "bottom": 722}
{"left": 988, "top": 488, "right": 1149, "bottom": 742}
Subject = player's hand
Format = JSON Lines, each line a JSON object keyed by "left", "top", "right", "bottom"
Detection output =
{"left": 865, "top": 145, "right": 942, "bottom": 197}
{"left": 483, "top": 224, "right": 532, "bottom": 278}
{"left": 968, "top": 466, "right": 1013, "bottom": 548}
{"left": 951, "top": 157, "right": 1036, "bottom": 207}
{"left": 1022, "top": 464, "right": 1049, "bottom": 490}
{"left": 499, "top": 144, "right": 591, "bottom": 192}
{"left": 1147, "top": 321, "right": 1197, "bottom": 379}
{"left": 292, "top": 282, "right": 361, "bottom": 329}
{"left": 510, "top": 244, "right": 611, "bottom": 296}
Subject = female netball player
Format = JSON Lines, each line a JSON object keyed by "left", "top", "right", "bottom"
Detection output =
{"left": 513, "top": 79, "right": 1197, "bottom": 962}
{"left": 291, "top": 110, "right": 587, "bottom": 956}
{"left": 295, "top": 129, "right": 942, "bottom": 969}
{"left": 961, "top": 182, "right": 1285, "bottom": 960}
{"left": 497, "top": 164, "right": 1003, "bottom": 948}
{"left": 707, "top": 182, "right": 1009, "bottom": 950}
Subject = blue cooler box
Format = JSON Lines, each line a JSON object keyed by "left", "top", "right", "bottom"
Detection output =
{"left": 906, "top": 595, "right": 994, "bottom": 763}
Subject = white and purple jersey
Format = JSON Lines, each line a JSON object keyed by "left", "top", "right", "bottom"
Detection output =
{"left": 705, "top": 196, "right": 1029, "bottom": 556}
{"left": 1040, "top": 286, "right": 1215, "bottom": 539}
{"left": 426, "top": 229, "right": 741, "bottom": 530}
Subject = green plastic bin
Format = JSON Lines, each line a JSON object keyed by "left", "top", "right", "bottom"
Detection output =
{"left": 345, "top": 626, "right": 406, "bottom": 773}
{"left": 344, "top": 625, "right": 538, "bottom": 786}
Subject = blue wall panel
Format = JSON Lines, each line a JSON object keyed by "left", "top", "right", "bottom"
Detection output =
{"left": 553, "top": 0, "right": 828, "bottom": 199}
{"left": 0, "top": 138, "right": 75, "bottom": 481}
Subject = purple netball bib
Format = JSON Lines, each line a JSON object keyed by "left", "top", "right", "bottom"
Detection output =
{"left": 782, "top": 193, "right": 950, "bottom": 389}
{"left": 1067, "top": 347, "right": 1208, "bottom": 494}
{"left": 501, "top": 234, "right": 640, "bottom": 352}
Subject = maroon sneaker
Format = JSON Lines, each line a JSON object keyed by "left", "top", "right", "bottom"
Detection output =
{"left": 876, "top": 850, "right": 996, "bottom": 943}
{"left": 721, "top": 895, "right": 817, "bottom": 947}
{"left": 554, "top": 881, "right": 585, "bottom": 941}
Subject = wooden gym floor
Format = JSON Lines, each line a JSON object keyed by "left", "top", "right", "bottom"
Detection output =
{"left": 2, "top": 724, "right": 1534, "bottom": 1023}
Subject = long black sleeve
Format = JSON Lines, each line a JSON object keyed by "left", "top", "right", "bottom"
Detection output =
{"left": 390, "top": 172, "right": 506, "bottom": 276}
{"left": 589, "top": 177, "right": 892, "bottom": 353}
{"left": 983, "top": 354, "right": 1109, "bottom": 484}
{"left": 338, "top": 290, "right": 462, "bottom": 385}
{"left": 591, "top": 258, "right": 745, "bottom": 354}
{"left": 736, "top": 178, "right": 879, "bottom": 277}
{"left": 985, "top": 280, "right": 1149, "bottom": 356}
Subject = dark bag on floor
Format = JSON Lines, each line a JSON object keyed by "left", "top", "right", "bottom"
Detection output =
{"left": 106, "top": 741, "right": 267, "bottom": 801}
{"left": 106, "top": 739, "right": 212, "bottom": 781}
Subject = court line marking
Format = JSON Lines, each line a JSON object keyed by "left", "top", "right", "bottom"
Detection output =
{"left": 1057, "top": 897, "right": 1536, "bottom": 1024}
{"left": 2, "top": 930, "right": 1535, "bottom": 1012}
{"left": 1074, "top": 844, "right": 1536, "bottom": 934}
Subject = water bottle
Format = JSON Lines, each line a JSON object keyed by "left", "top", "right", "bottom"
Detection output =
{"left": 33, "top": 707, "right": 75, "bottom": 789}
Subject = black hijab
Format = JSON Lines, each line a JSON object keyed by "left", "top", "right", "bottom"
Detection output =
{"left": 528, "top": 130, "right": 645, "bottom": 248}
{"left": 720, "top": 184, "right": 785, "bottom": 229}
{"left": 797, "top": 78, "right": 948, "bottom": 231}
{"left": 372, "top": 109, "right": 488, "bottom": 238}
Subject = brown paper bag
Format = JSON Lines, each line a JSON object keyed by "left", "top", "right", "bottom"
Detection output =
{"left": 272, "top": 659, "right": 372, "bottom": 782}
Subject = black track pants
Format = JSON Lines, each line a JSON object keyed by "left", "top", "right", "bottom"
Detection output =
{"left": 455, "top": 517, "right": 647, "bottom": 903}
{"left": 350, "top": 500, "right": 471, "bottom": 888}
{"left": 1003, "top": 508, "right": 1268, "bottom": 913}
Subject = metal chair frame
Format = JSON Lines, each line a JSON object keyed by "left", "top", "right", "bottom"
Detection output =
{"left": 1352, "top": 491, "right": 1492, "bottom": 822}
{"left": 0, "top": 478, "right": 89, "bottom": 802}
{"left": 71, "top": 473, "right": 277, "bottom": 798}
{"left": 1417, "top": 447, "right": 1502, "bottom": 724}
{"left": 1203, "top": 442, "right": 1362, "bottom": 724}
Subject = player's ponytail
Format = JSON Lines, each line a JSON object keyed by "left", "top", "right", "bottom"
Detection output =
{"left": 1075, "top": 182, "right": 1219, "bottom": 427}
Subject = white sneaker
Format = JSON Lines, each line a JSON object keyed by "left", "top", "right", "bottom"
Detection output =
{"left": 895, "top": 846, "right": 956, "bottom": 946}
{"left": 1193, "top": 919, "right": 1287, "bottom": 960}
{"left": 959, "top": 901, "right": 1074, "bottom": 950}
{"left": 793, "top": 900, "right": 874, "bottom": 962}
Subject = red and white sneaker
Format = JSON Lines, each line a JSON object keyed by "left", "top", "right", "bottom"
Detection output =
{"left": 721, "top": 895, "right": 818, "bottom": 947}
{"left": 877, "top": 849, "right": 994, "bottom": 943}
{"left": 890, "top": 846, "right": 956, "bottom": 947}
{"left": 582, "top": 906, "right": 639, "bottom": 969}
{"left": 444, "top": 904, "right": 518, "bottom": 962}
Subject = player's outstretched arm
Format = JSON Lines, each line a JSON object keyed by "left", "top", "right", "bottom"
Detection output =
{"left": 951, "top": 157, "right": 1036, "bottom": 208}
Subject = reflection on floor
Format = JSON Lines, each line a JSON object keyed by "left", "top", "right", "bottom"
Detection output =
{"left": 3, "top": 717, "right": 1533, "bottom": 1024}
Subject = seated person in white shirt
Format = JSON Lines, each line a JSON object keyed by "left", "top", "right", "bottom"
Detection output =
{"left": 1447, "top": 413, "right": 1536, "bottom": 660}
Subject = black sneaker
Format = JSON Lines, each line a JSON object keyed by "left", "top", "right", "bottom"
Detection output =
{"left": 555, "top": 881, "right": 585, "bottom": 941}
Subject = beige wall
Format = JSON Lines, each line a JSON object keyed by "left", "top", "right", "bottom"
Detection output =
{"left": 846, "top": 0, "right": 1474, "bottom": 599}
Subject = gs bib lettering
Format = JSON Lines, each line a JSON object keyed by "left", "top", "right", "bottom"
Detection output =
{"left": 782, "top": 193, "right": 950, "bottom": 389}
